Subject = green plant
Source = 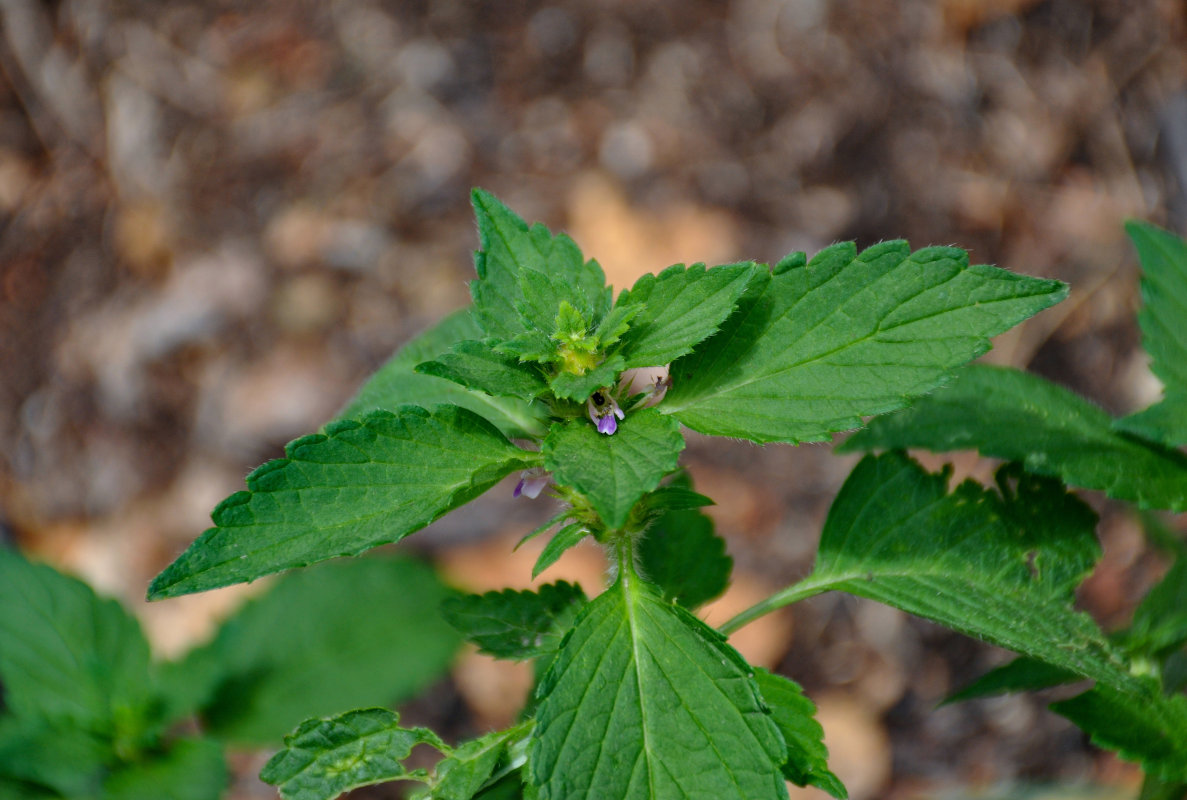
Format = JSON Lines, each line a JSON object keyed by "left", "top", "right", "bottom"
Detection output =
{"left": 140, "top": 193, "right": 1186, "bottom": 799}
{"left": 0, "top": 552, "right": 460, "bottom": 798}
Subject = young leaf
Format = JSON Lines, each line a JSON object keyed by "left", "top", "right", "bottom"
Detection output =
{"left": 753, "top": 669, "right": 846, "bottom": 799}
{"left": 614, "top": 262, "right": 764, "bottom": 368}
{"left": 637, "top": 507, "right": 732, "bottom": 610}
{"left": 765, "top": 452, "right": 1144, "bottom": 699}
{"left": 1115, "top": 221, "right": 1187, "bottom": 447}
{"left": 469, "top": 189, "right": 608, "bottom": 339}
{"left": 159, "top": 556, "right": 461, "bottom": 745}
{"left": 340, "top": 309, "right": 548, "bottom": 439}
{"left": 662, "top": 241, "right": 1066, "bottom": 443}
{"left": 1051, "top": 686, "right": 1187, "bottom": 782}
{"left": 944, "top": 657, "right": 1079, "bottom": 704}
{"left": 0, "top": 549, "right": 153, "bottom": 732}
{"left": 260, "top": 708, "right": 444, "bottom": 800}
{"left": 542, "top": 408, "right": 685, "bottom": 529}
{"left": 532, "top": 523, "right": 591, "bottom": 578}
{"left": 102, "top": 738, "right": 228, "bottom": 800}
{"left": 148, "top": 405, "right": 539, "bottom": 599}
{"left": 423, "top": 722, "right": 532, "bottom": 800}
{"left": 416, "top": 340, "right": 551, "bottom": 400}
{"left": 840, "top": 364, "right": 1187, "bottom": 512}
{"left": 440, "top": 582, "right": 587, "bottom": 661}
{"left": 548, "top": 353, "right": 625, "bottom": 401}
{"left": 529, "top": 562, "right": 788, "bottom": 800}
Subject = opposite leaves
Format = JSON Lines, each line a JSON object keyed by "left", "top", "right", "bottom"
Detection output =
{"left": 662, "top": 241, "right": 1066, "bottom": 443}
{"left": 149, "top": 405, "right": 538, "bottom": 599}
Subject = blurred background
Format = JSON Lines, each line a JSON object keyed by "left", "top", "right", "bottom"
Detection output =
{"left": 1, "top": 0, "right": 1186, "bottom": 797}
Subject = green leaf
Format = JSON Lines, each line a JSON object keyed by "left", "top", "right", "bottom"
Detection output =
{"left": 0, "top": 716, "right": 108, "bottom": 798}
{"left": 529, "top": 560, "right": 788, "bottom": 800}
{"left": 1140, "top": 775, "right": 1187, "bottom": 800}
{"left": 102, "top": 738, "right": 228, "bottom": 800}
{"left": 148, "top": 405, "right": 538, "bottom": 599}
{"left": 424, "top": 723, "right": 532, "bottom": 800}
{"left": 776, "top": 452, "right": 1144, "bottom": 698}
{"left": 592, "top": 302, "right": 640, "bottom": 350}
{"left": 440, "top": 582, "right": 586, "bottom": 661}
{"left": 416, "top": 340, "right": 551, "bottom": 400}
{"left": 548, "top": 354, "right": 625, "bottom": 401}
{"left": 260, "top": 708, "right": 444, "bottom": 800}
{"left": 662, "top": 241, "right": 1066, "bottom": 443}
{"left": 840, "top": 364, "right": 1187, "bottom": 512}
{"left": 1115, "top": 221, "right": 1187, "bottom": 447}
{"left": 944, "top": 657, "right": 1079, "bottom": 704}
{"left": 1127, "top": 557, "right": 1187, "bottom": 659}
{"left": 615, "top": 262, "right": 764, "bottom": 368}
{"left": 1051, "top": 686, "right": 1187, "bottom": 782}
{"left": 753, "top": 669, "right": 846, "bottom": 798}
{"left": 0, "top": 550, "right": 153, "bottom": 733}
{"left": 469, "top": 189, "right": 608, "bottom": 339}
{"left": 160, "top": 556, "right": 460, "bottom": 745}
{"left": 339, "top": 309, "right": 548, "bottom": 440}
{"left": 637, "top": 507, "right": 731, "bottom": 610}
{"left": 532, "top": 523, "right": 591, "bottom": 579}
{"left": 542, "top": 408, "right": 685, "bottom": 529}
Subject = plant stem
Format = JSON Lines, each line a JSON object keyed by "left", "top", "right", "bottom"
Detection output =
{"left": 716, "top": 575, "right": 835, "bottom": 636}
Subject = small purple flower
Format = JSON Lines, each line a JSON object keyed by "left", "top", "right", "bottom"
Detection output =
{"left": 513, "top": 468, "right": 550, "bottom": 499}
{"left": 587, "top": 389, "right": 625, "bottom": 435}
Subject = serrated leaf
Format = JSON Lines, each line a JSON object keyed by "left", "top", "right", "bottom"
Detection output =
{"left": 339, "top": 309, "right": 548, "bottom": 439}
{"left": 529, "top": 563, "right": 788, "bottom": 800}
{"left": 548, "top": 354, "right": 625, "bottom": 401}
{"left": 945, "top": 657, "right": 1079, "bottom": 704}
{"left": 532, "top": 523, "right": 591, "bottom": 579}
{"left": 777, "top": 452, "right": 1144, "bottom": 699}
{"left": 637, "top": 507, "right": 731, "bottom": 609}
{"left": 440, "top": 582, "right": 586, "bottom": 661}
{"left": 102, "top": 738, "right": 228, "bottom": 800}
{"left": 753, "top": 669, "right": 846, "bottom": 798}
{"left": 261, "top": 709, "right": 443, "bottom": 800}
{"left": 416, "top": 340, "right": 550, "bottom": 400}
{"left": 160, "top": 556, "right": 460, "bottom": 745}
{"left": 615, "top": 262, "right": 764, "bottom": 368}
{"left": 592, "top": 302, "right": 640, "bottom": 349}
{"left": 840, "top": 364, "right": 1187, "bottom": 511}
{"left": 1051, "top": 686, "right": 1187, "bottom": 782}
{"left": 424, "top": 722, "right": 532, "bottom": 800}
{"left": 0, "top": 550, "right": 153, "bottom": 733}
{"left": 148, "top": 405, "right": 539, "bottom": 599}
{"left": 542, "top": 408, "right": 685, "bottom": 529}
{"left": 1115, "top": 221, "right": 1187, "bottom": 447}
{"left": 469, "top": 190, "right": 608, "bottom": 339}
{"left": 662, "top": 241, "right": 1066, "bottom": 443}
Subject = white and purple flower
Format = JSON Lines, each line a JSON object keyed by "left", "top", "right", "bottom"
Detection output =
{"left": 586, "top": 390, "right": 625, "bottom": 435}
{"left": 513, "top": 468, "right": 550, "bottom": 499}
